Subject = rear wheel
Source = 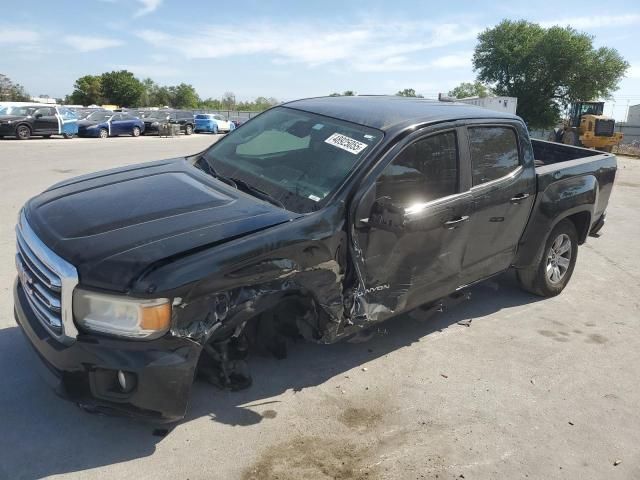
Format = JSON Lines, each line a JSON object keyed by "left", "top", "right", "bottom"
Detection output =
{"left": 185, "top": 124, "right": 193, "bottom": 135}
{"left": 517, "top": 219, "right": 578, "bottom": 297}
{"left": 63, "top": 133, "right": 74, "bottom": 139}
{"left": 99, "top": 128, "right": 108, "bottom": 139}
{"left": 132, "top": 126, "right": 141, "bottom": 137}
{"left": 16, "top": 125, "right": 31, "bottom": 140}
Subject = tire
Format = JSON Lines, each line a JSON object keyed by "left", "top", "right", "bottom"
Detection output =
{"left": 563, "top": 130, "right": 580, "bottom": 147}
{"left": 63, "top": 133, "right": 74, "bottom": 139}
{"left": 516, "top": 219, "right": 578, "bottom": 297}
{"left": 99, "top": 128, "right": 108, "bottom": 139}
{"left": 132, "top": 126, "right": 141, "bottom": 137}
{"left": 16, "top": 125, "right": 31, "bottom": 140}
{"left": 185, "top": 124, "right": 193, "bottom": 135}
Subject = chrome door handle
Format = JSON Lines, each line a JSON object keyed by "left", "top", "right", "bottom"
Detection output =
{"left": 443, "top": 215, "right": 470, "bottom": 229}
{"left": 510, "top": 193, "right": 531, "bottom": 203}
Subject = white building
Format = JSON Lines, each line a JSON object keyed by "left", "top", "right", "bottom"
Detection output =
{"left": 627, "top": 104, "right": 640, "bottom": 125}
{"left": 456, "top": 96, "right": 518, "bottom": 115}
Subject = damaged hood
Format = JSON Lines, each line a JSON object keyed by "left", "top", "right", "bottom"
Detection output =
{"left": 25, "top": 158, "right": 297, "bottom": 291}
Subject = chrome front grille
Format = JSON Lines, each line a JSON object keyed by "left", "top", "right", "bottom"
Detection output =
{"left": 15, "top": 212, "right": 79, "bottom": 343}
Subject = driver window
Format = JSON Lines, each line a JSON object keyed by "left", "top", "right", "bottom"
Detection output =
{"left": 34, "top": 107, "right": 54, "bottom": 116}
{"left": 375, "top": 131, "right": 459, "bottom": 207}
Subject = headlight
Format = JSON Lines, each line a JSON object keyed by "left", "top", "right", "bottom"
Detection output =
{"left": 152, "top": 121, "right": 159, "bottom": 126}
{"left": 73, "top": 289, "right": 171, "bottom": 340}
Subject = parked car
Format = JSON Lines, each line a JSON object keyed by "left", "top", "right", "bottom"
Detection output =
{"left": 77, "top": 111, "right": 145, "bottom": 138}
{"left": 13, "top": 96, "right": 616, "bottom": 422}
{"left": 229, "top": 116, "right": 249, "bottom": 128}
{"left": 143, "top": 110, "right": 194, "bottom": 135}
{"left": 0, "top": 105, "right": 78, "bottom": 139}
{"left": 194, "top": 113, "right": 236, "bottom": 134}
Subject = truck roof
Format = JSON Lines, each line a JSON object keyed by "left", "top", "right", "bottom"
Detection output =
{"left": 284, "top": 95, "right": 520, "bottom": 131}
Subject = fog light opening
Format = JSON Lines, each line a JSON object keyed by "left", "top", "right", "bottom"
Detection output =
{"left": 117, "top": 370, "right": 137, "bottom": 393}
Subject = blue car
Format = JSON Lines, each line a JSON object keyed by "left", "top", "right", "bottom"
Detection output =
{"left": 77, "top": 111, "right": 145, "bottom": 138}
{"left": 194, "top": 114, "right": 235, "bottom": 134}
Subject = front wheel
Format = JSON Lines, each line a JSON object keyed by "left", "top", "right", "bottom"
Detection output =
{"left": 185, "top": 124, "right": 193, "bottom": 135}
{"left": 99, "top": 128, "right": 108, "bottom": 139}
{"left": 132, "top": 126, "right": 141, "bottom": 137}
{"left": 516, "top": 219, "right": 578, "bottom": 297}
{"left": 16, "top": 125, "right": 31, "bottom": 140}
{"left": 63, "top": 133, "right": 74, "bottom": 139}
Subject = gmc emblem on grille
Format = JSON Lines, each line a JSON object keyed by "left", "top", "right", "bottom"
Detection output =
{"left": 15, "top": 256, "right": 34, "bottom": 296}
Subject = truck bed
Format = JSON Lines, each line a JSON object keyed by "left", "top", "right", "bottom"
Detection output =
{"left": 531, "top": 138, "right": 617, "bottom": 231}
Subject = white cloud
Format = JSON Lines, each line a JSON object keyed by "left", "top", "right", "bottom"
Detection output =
{"left": 62, "top": 35, "right": 124, "bottom": 52}
{"left": 134, "top": 0, "right": 162, "bottom": 17}
{"left": 540, "top": 14, "right": 640, "bottom": 29}
{"left": 429, "top": 52, "right": 472, "bottom": 69}
{"left": 0, "top": 27, "right": 39, "bottom": 45}
{"left": 628, "top": 64, "right": 640, "bottom": 79}
{"left": 113, "top": 64, "right": 180, "bottom": 77}
{"left": 136, "top": 20, "right": 481, "bottom": 69}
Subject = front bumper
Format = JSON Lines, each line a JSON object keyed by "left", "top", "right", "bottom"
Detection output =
{"left": 0, "top": 123, "right": 16, "bottom": 135}
{"left": 77, "top": 128, "right": 101, "bottom": 138}
{"left": 14, "top": 279, "right": 201, "bottom": 422}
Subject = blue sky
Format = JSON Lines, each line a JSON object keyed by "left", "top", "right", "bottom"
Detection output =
{"left": 3, "top": 0, "right": 640, "bottom": 120}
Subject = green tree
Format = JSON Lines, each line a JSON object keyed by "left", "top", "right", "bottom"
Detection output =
{"left": 0, "top": 74, "right": 30, "bottom": 101}
{"left": 67, "top": 75, "right": 103, "bottom": 105}
{"left": 100, "top": 70, "right": 145, "bottom": 107}
{"left": 169, "top": 83, "right": 200, "bottom": 109}
{"left": 329, "top": 90, "right": 356, "bottom": 97}
{"left": 395, "top": 88, "right": 424, "bottom": 98}
{"left": 448, "top": 81, "right": 491, "bottom": 99}
{"left": 473, "top": 20, "right": 628, "bottom": 128}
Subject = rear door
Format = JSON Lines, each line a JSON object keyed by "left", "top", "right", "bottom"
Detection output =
{"left": 352, "top": 126, "right": 473, "bottom": 320}
{"left": 460, "top": 123, "right": 536, "bottom": 283}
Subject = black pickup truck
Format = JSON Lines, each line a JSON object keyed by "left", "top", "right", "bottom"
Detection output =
{"left": 14, "top": 96, "right": 617, "bottom": 422}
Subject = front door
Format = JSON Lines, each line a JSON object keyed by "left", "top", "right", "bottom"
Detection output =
{"left": 352, "top": 128, "right": 473, "bottom": 322}
{"left": 461, "top": 124, "right": 536, "bottom": 283}
{"left": 109, "top": 114, "right": 126, "bottom": 135}
{"left": 32, "top": 107, "right": 58, "bottom": 134}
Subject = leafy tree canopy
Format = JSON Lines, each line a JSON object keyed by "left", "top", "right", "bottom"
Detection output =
{"left": 448, "top": 81, "right": 491, "bottom": 99}
{"left": 100, "top": 70, "right": 145, "bottom": 107}
{"left": 473, "top": 20, "right": 628, "bottom": 128}
{"left": 0, "top": 74, "right": 31, "bottom": 102}
{"left": 395, "top": 88, "right": 424, "bottom": 98}
{"left": 67, "top": 75, "right": 103, "bottom": 105}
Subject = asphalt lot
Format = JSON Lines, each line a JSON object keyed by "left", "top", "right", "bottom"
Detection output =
{"left": 0, "top": 135, "right": 639, "bottom": 480}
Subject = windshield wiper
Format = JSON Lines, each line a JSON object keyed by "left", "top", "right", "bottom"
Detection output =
{"left": 195, "top": 156, "right": 238, "bottom": 189}
{"left": 195, "top": 156, "right": 285, "bottom": 209}
{"left": 227, "top": 176, "right": 286, "bottom": 209}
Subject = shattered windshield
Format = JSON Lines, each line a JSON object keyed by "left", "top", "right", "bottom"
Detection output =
{"left": 200, "top": 106, "right": 382, "bottom": 213}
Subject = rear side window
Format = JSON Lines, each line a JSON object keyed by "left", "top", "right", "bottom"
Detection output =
{"left": 376, "top": 131, "right": 458, "bottom": 207}
{"left": 468, "top": 127, "right": 520, "bottom": 185}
